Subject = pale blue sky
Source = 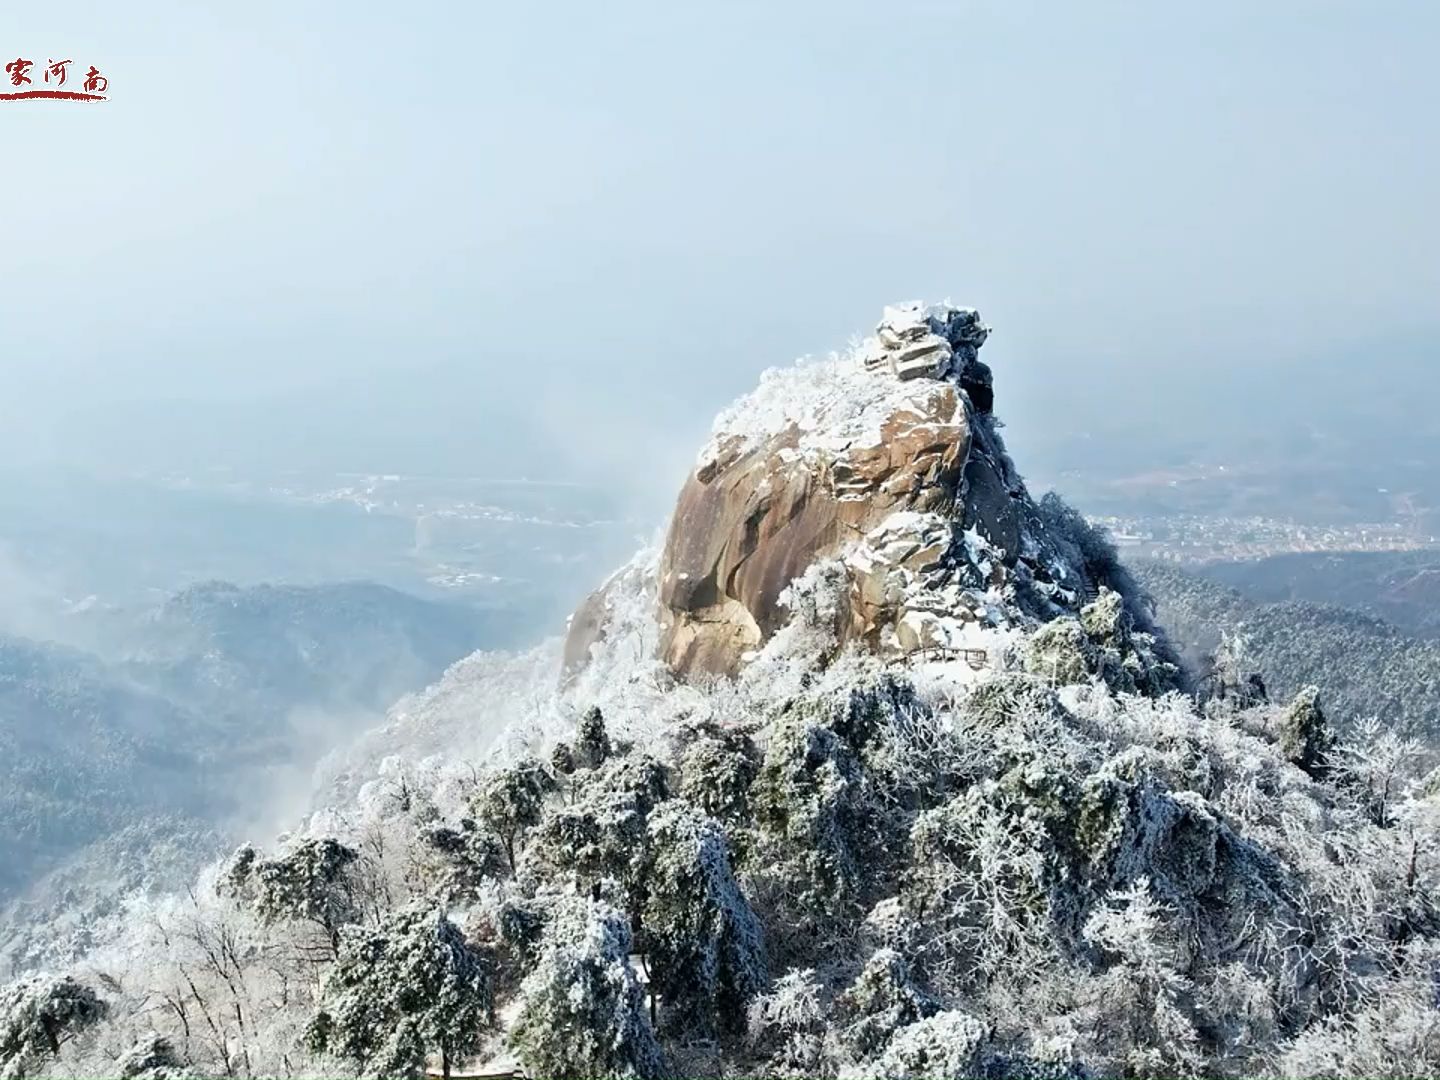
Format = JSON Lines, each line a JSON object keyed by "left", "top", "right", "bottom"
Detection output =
{"left": 3, "top": 1, "right": 1437, "bottom": 491}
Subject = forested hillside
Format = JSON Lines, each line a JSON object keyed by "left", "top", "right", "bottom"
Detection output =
{"left": 1196, "top": 551, "right": 1440, "bottom": 640}
{"left": 0, "top": 636, "right": 219, "bottom": 901}
{"left": 0, "top": 582, "right": 510, "bottom": 975}
{"left": 14, "top": 568, "right": 1440, "bottom": 1080}
{"left": 1139, "top": 560, "right": 1440, "bottom": 738}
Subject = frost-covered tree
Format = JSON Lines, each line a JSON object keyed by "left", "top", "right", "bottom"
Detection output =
{"left": 1276, "top": 951, "right": 1440, "bottom": 1079}
{"left": 1035, "top": 493, "right": 1176, "bottom": 652}
{"left": 747, "top": 968, "right": 829, "bottom": 1077}
{"left": 1023, "top": 589, "right": 1179, "bottom": 695}
{"left": 1338, "top": 716, "right": 1423, "bottom": 826}
{"left": 306, "top": 902, "right": 493, "bottom": 1080}
{"left": 0, "top": 975, "right": 107, "bottom": 1079}
{"left": 550, "top": 740, "right": 576, "bottom": 777}
{"left": 116, "top": 1034, "right": 181, "bottom": 1079}
{"left": 758, "top": 558, "right": 851, "bottom": 672}
{"left": 1201, "top": 630, "right": 1269, "bottom": 712}
{"left": 676, "top": 723, "right": 761, "bottom": 828}
{"left": 527, "top": 753, "right": 669, "bottom": 905}
{"left": 869, "top": 1010, "right": 989, "bottom": 1080}
{"left": 641, "top": 801, "right": 766, "bottom": 1034}
{"left": 509, "top": 899, "right": 664, "bottom": 1080}
{"left": 834, "top": 949, "right": 939, "bottom": 1063}
{"left": 1023, "top": 618, "right": 1097, "bottom": 686}
{"left": 748, "top": 677, "right": 963, "bottom": 958}
{"left": 751, "top": 708, "right": 869, "bottom": 933}
{"left": 492, "top": 895, "right": 548, "bottom": 973}
{"left": 417, "top": 817, "right": 507, "bottom": 900}
{"left": 1279, "top": 685, "right": 1336, "bottom": 778}
{"left": 575, "top": 705, "right": 612, "bottom": 769}
{"left": 470, "top": 756, "right": 553, "bottom": 872}
{"left": 1081, "top": 877, "right": 1201, "bottom": 1077}
{"left": 1079, "top": 587, "right": 1182, "bottom": 694}
{"left": 222, "top": 837, "right": 362, "bottom": 953}
{"left": 906, "top": 778, "right": 1053, "bottom": 984}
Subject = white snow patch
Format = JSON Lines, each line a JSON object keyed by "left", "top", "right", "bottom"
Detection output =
{"left": 697, "top": 305, "right": 972, "bottom": 470}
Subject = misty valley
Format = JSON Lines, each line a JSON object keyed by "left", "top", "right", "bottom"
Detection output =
{"left": 0, "top": 472, "right": 638, "bottom": 971}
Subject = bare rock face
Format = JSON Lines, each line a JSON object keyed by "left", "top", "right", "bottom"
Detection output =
{"left": 561, "top": 585, "right": 613, "bottom": 678}
{"left": 658, "top": 382, "right": 974, "bottom": 676}
{"left": 564, "top": 302, "right": 1101, "bottom": 682}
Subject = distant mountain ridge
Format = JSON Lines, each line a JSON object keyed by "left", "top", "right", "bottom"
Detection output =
{"left": 1194, "top": 550, "right": 1440, "bottom": 640}
{"left": 1138, "top": 559, "right": 1440, "bottom": 736}
{"left": 0, "top": 579, "right": 511, "bottom": 973}
{"left": 112, "top": 579, "right": 509, "bottom": 716}
{"left": 0, "top": 634, "right": 216, "bottom": 902}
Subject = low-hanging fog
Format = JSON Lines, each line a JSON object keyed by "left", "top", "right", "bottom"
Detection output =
{"left": 5, "top": 2, "right": 1439, "bottom": 497}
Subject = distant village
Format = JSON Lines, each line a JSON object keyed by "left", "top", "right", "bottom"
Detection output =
{"left": 1092, "top": 513, "right": 1440, "bottom": 564}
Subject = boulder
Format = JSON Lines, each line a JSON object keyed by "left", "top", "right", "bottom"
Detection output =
{"left": 563, "top": 302, "right": 1101, "bottom": 682}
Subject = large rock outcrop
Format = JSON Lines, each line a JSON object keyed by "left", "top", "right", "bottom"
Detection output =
{"left": 566, "top": 302, "right": 1124, "bottom": 682}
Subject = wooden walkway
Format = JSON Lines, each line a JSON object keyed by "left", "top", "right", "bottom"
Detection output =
{"left": 900, "top": 646, "right": 990, "bottom": 670}
{"left": 424, "top": 1067, "right": 524, "bottom": 1080}
{"left": 425, "top": 1052, "right": 525, "bottom": 1080}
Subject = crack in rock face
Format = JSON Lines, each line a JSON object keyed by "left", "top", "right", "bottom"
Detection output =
{"left": 564, "top": 302, "right": 1105, "bottom": 682}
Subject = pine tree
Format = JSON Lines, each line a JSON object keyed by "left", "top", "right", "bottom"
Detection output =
{"left": 0, "top": 975, "right": 107, "bottom": 1078}
{"left": 1279, "top": 686, "right": 1336, "bottom": 778}
{"left": 471, "top": 757, "right": 554, "bottom": 873}
{"left": 509, "top": 898, "right": 664, "bottom": 1079}
{"left": 576, "top": 705, "right": 612, "bottom": 769}
{"left": 306, "top": 902, "right": 493, "bottom": 1080}
{"left": 641, "top": 801, "right": 766, "bottom": 1034}
{"left": 224, "top": 836, "right": 362, "bottom": 954}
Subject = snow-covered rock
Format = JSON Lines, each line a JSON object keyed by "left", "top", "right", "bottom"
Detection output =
{"left": 566, "top": 302, "right": 1131, "bottom": 680}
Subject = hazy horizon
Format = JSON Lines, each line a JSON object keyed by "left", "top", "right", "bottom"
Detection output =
{"left": 4, "top": 1, "right": 1438, "bottom": 501}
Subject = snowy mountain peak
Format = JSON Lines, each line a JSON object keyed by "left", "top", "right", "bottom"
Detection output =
{"left": 566, "top": 303, "right": 1177, "bottom": 687}
{"left": 698, "top": 302, "right": 990, "bottom": 473}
